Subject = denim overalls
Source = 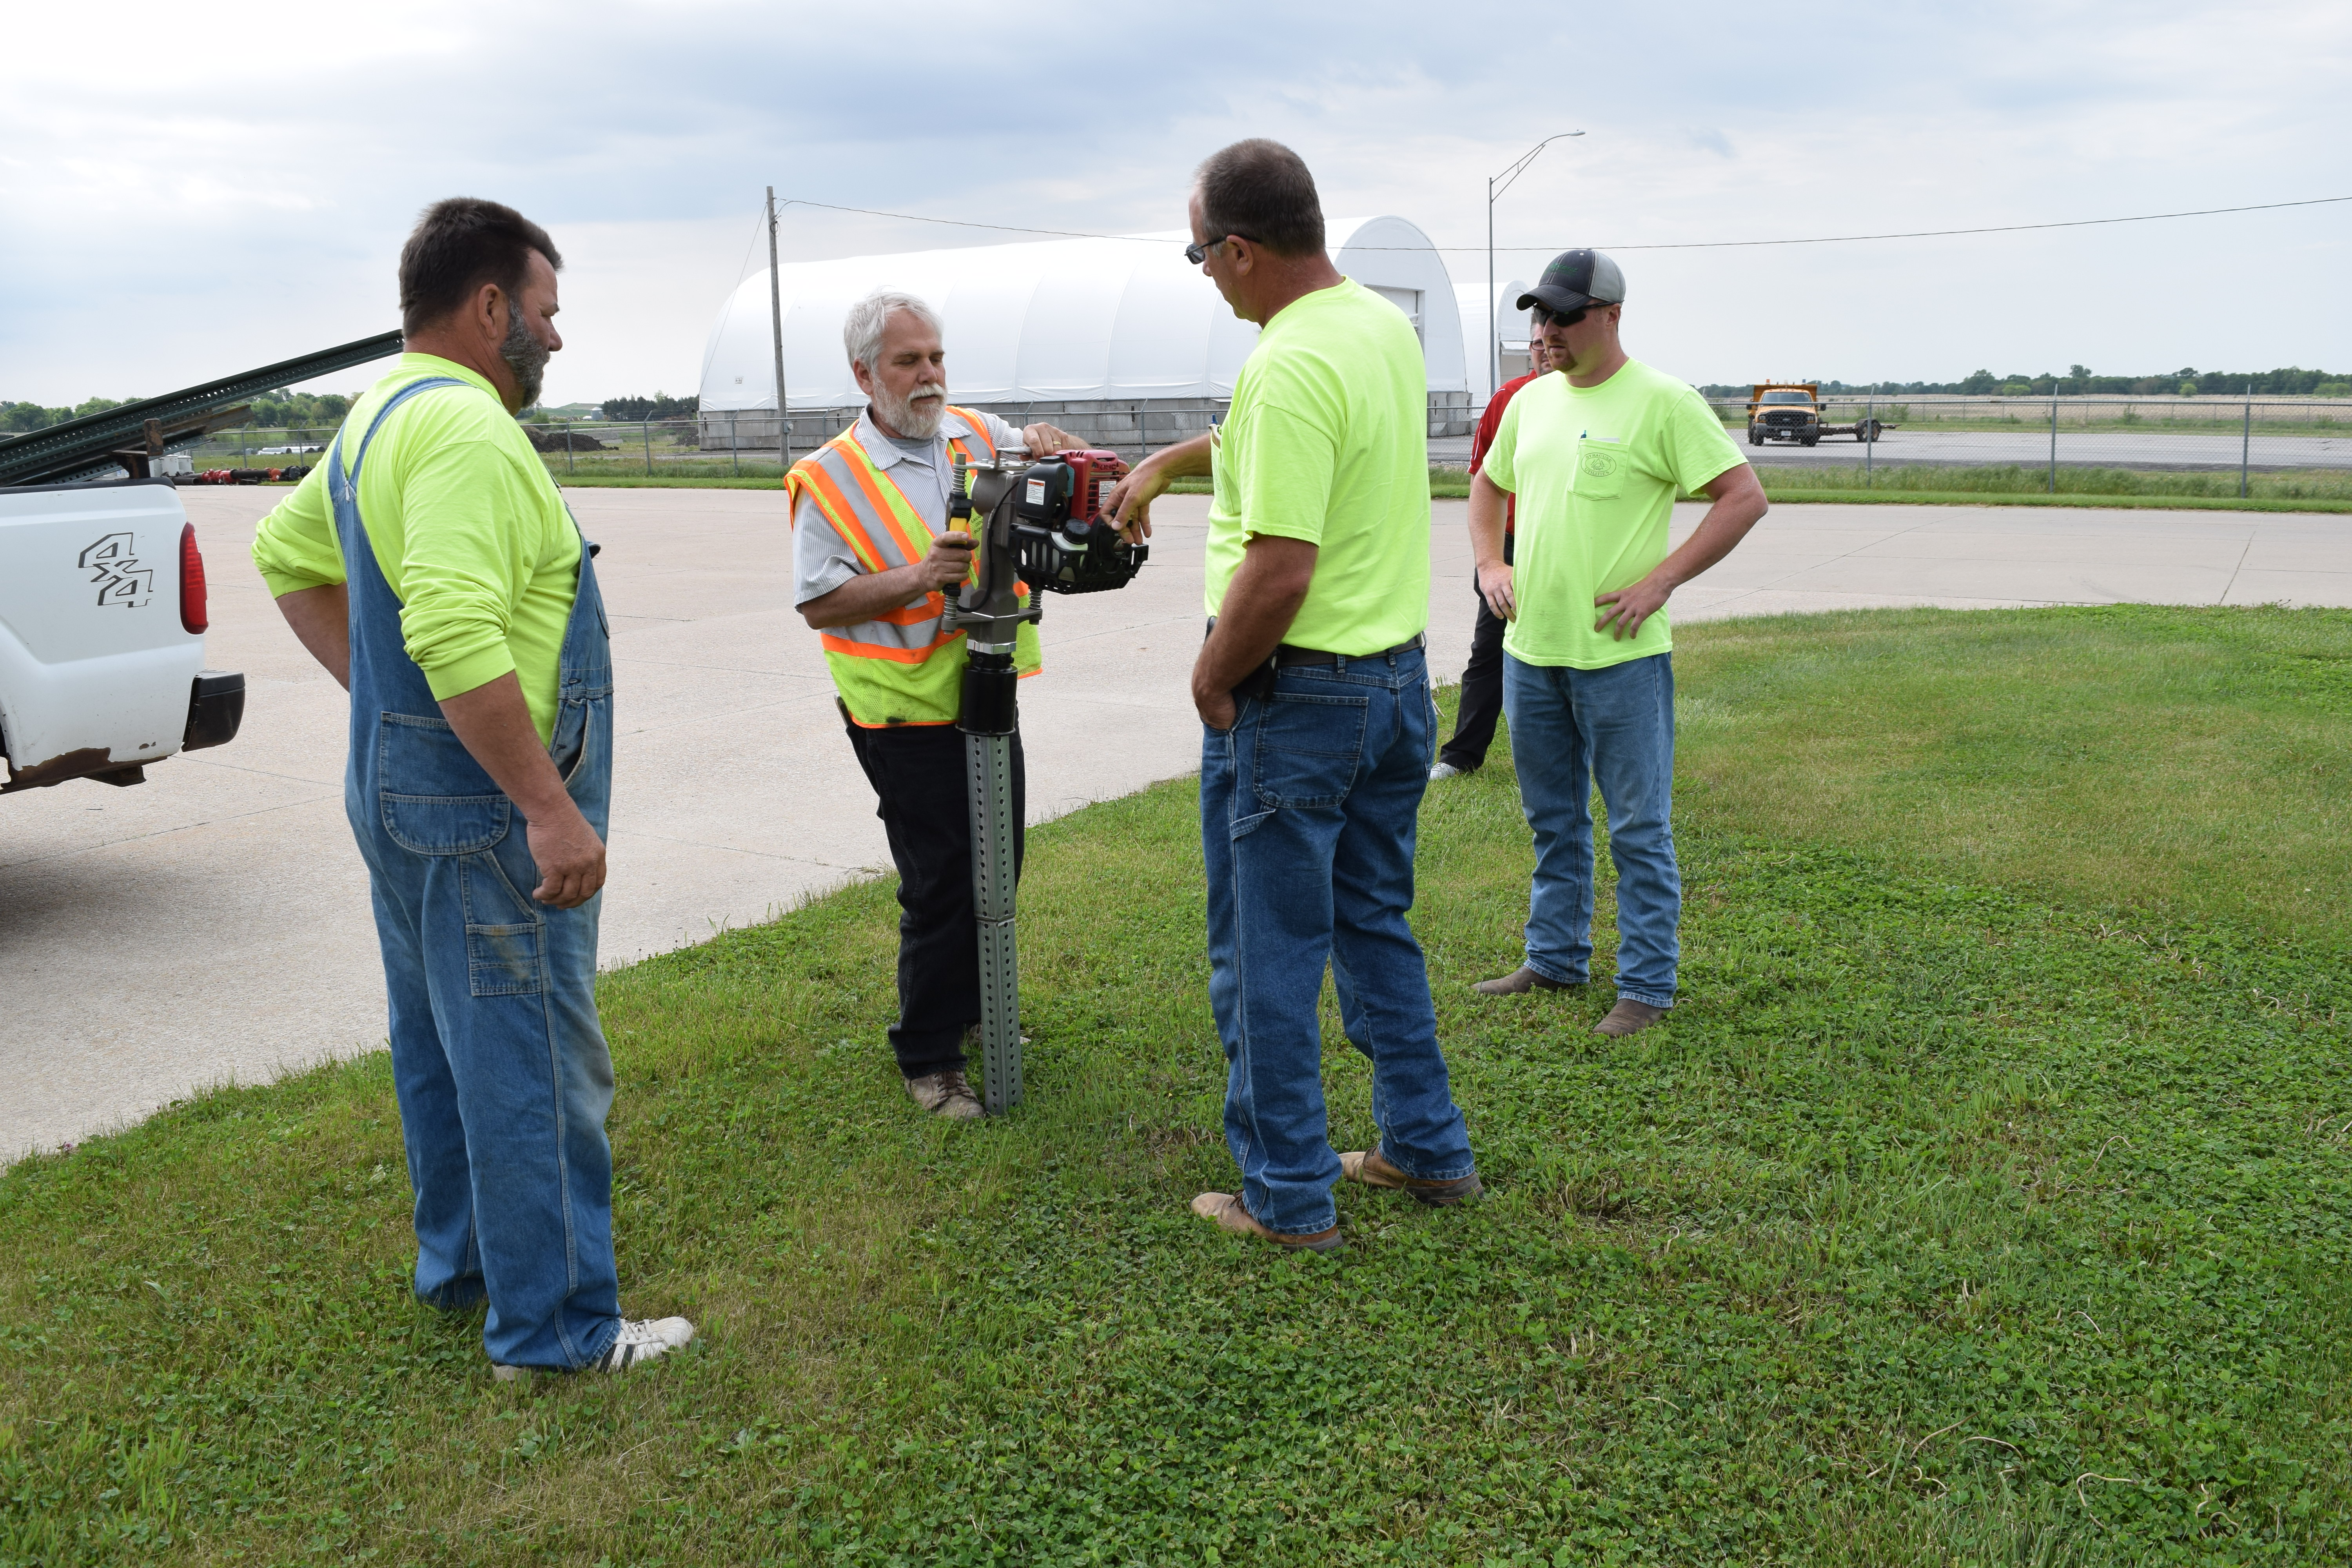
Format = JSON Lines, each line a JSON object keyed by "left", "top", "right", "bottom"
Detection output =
{"left": 328, "top": 376, "right": 621, "bottom": 1370}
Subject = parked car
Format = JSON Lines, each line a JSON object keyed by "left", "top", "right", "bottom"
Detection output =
{"left": 0, "top": 476, "right": 243, "bottom": 795}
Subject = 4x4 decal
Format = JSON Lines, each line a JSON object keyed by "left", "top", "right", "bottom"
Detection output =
{"left": 81, "top": 532, "right": 153, "bottom": 609}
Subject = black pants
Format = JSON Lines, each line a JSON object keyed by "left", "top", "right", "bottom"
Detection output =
{"left": 1439, "top": 531, "right": 1514, "bottom": 771}
{"left": 844, "top": 722, "right": 1025, "bottom": 1079}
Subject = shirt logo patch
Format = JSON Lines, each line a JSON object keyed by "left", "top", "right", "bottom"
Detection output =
{"left": 1582, "top": 450, "right": 1621, "bottom": 479}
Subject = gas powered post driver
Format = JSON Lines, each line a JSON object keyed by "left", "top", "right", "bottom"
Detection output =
{"left": 947, "top": 446, "right": 1148, "bottom": 1113}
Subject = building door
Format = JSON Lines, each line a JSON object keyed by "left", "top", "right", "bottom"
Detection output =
{"left": 1368, "top": 285, "right": 1425, "bottom": 347}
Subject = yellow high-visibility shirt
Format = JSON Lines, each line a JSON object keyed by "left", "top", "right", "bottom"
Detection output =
{"left": 1203, "top": 277, "right": 1431, "bottom": 656}
{"left": 251, "top": 354, "right": 581, "bottom": 742}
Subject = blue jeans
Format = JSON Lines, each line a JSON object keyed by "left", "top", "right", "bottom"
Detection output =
{"left": 1201, "top": 645, "right": 1474, "bottom": 1237}
{"left": 1501, "top": 652, "right": 1680, "bottom": 1008}
{"left": 330, "top": 380, "right": 624, "bottom": 1371}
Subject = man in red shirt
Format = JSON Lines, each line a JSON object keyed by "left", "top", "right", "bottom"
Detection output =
{"left": 1431, "top": 339, "right": 1552, "bottom": 779}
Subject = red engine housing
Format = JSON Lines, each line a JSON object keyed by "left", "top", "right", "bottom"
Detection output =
{"left": 1051, "top": 449, "right": 1129, "bottom": 524}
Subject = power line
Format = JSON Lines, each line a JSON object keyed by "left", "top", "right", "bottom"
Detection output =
{"left": 777, "top": 193, "right": 2350, "bottom": 254}
{"left": 698, "top": 201, "right": 776, "bottom": 392}
{"left": 779, "top": 198, "right": 1132, "bottom": 242}
{"left": 1593, "top": 195, "right": 2352, "bottom": 252}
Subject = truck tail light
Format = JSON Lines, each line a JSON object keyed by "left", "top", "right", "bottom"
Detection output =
{"left": 179, "top": 522, "right": 209, "bottom": 634}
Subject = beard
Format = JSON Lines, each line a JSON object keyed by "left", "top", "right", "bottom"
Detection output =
{"left": 874, "top": 380, "right": 946, "bottom": 440}
{"left": 501, "top": 300, "right": 551, "bottom": 408}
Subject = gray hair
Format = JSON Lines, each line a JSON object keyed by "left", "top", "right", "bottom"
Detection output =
{"left": 843, "top": 289, "right": 942, "bottom": 372}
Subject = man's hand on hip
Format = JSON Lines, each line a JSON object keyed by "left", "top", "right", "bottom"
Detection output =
{"left": 1593, "top": 573, "right": 1672, "bottom": 640}
{"left": 1592, "top": 463, "right": 1770, "bottom": 641}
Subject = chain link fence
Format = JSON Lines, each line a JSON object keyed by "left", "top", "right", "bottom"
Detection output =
{"left": 126, "top": 394, "right": 2352, "bottom": 505}
{"left": 1698, "top": 395, "right": 2352, "bottom": 501}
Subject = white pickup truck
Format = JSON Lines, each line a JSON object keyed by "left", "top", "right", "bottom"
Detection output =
{"left": 0, "top": 476, "right": 243, "bottom": 794}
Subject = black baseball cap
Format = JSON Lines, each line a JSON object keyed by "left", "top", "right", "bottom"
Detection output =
{"left": 1517, "top": 249, "right": 1626, "bottom": 315}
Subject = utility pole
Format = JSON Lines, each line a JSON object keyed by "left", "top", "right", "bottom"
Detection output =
{"left": 2241, "top": 381, "right": 2252, "bottom": 499}
{"left": 1865, "top": 383, "right": 1875, "bottom": 490}
{"left": 1487, "top": 131, "right": 1583, "bottom": 395}
{"left": 767, "top": 187, "right": 791, "bottom": 470}
{"left": 2048, "top": 395, "right": 2058, "bottom": 494}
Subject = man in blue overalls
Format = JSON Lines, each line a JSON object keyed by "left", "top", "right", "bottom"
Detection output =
{"left": 253, "top": 199, "right": 691, "bottom": 1378}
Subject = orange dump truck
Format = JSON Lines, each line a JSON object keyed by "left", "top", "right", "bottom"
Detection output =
{"left": 1746, "top": 383, "right": 1889, "bottom": 447}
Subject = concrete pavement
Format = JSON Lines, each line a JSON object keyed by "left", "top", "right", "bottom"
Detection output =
{"left": 5, "top": 490, "right": 2348, "bottom": 1160}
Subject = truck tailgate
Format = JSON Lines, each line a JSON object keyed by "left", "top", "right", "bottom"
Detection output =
{"left": 0, "top": 478, "right": 207, "bottom": 786}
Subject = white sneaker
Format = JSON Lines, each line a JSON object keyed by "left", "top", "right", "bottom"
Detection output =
{"left": 1429, "top": 761, "right": 1466, "bottom": 781}
{"left": 491, "top": 1315, "right": 697, "bottom": 1380}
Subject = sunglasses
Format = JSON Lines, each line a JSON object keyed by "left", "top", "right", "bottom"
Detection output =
{"left": 1184, "top": 232, "right": 1257, "bottom": 265}
{"left": 1529, "top": 301, "right": 1605, "bottom": 328}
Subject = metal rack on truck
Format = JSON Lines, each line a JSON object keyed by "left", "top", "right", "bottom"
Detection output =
{"left": 0, "top": 330, "right": 402, "bottom": 487}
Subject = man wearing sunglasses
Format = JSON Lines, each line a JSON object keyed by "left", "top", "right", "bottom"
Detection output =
{"left": 1467, "top": 249, "right": 1767, "bottom": 1036}
{"left": 1109, "top": 139, "right": 1477, "bottom": 1255}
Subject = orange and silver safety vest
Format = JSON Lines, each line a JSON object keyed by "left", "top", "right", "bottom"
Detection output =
{"left": 784, "top": 407, "right": 1042, "bottom": 727}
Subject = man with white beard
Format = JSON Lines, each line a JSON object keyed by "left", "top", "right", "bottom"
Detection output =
{"left": 788, "top": 289, "right": 1080, "bottom": 1120}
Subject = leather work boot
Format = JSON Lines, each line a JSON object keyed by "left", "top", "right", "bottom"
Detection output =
{"left": 1189, "top": 1192, "right": 1343, "bottom": 1254}
{"left": 1473, "top": 965, "right": 1578, "bottom": 996}
{"left": 1338, "top": 1147, "right": 1484, "bottom": 1206}
{"left": 905, "top": 1069, "right": 986, "bottom": 1120}
{"left": 1593, "top": 999, "right": 1667, "bottom": 1038}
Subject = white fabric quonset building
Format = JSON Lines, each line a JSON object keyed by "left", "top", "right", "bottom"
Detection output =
{"left": 695, "top": 216, "right": 1472, "bottom": 456}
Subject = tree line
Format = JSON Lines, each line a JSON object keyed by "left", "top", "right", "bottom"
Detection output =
{"left": 1697, "top": 366, "right": 2352, "bottom": 398}
{"left": 1, "top": 388, "right": 358, "bottom": 434}
{"left": 598, "top": 394, "right": 698, "bottom": 422}
{"left": 1, "top": 388, "right": 706, "bottom": 434}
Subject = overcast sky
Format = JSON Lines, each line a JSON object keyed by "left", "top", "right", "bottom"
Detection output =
{"left": 2, "top": 0, "right": 2345, "bottom": 407}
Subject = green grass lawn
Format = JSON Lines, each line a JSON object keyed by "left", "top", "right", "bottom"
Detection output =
{"left": 1751, "top": 465, "right": 2352, "bottom": 508}
{"left": 5, "top": 606, "right": 2350, "bottom": 1564}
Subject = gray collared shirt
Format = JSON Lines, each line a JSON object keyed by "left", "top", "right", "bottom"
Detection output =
{"left": 791, "top": 405, "right": 1023, "bottom": 608}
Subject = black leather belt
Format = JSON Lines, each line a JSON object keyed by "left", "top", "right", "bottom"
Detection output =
{"left": 1273, "top": 633, "right": 1425, "bottom": 666}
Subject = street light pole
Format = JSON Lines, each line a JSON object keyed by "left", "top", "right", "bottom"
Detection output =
{"left": 1487, "top": 130, "right": 1584, "bottom": 394}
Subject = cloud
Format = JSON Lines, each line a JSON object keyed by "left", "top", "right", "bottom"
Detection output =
{"left": 1, "top": 0, "right": 2345, "bottom": 404}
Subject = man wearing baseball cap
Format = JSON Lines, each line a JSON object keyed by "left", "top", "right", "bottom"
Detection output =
{"left": 1467, "top": 249, "right": 1768, "bottom": 1036}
